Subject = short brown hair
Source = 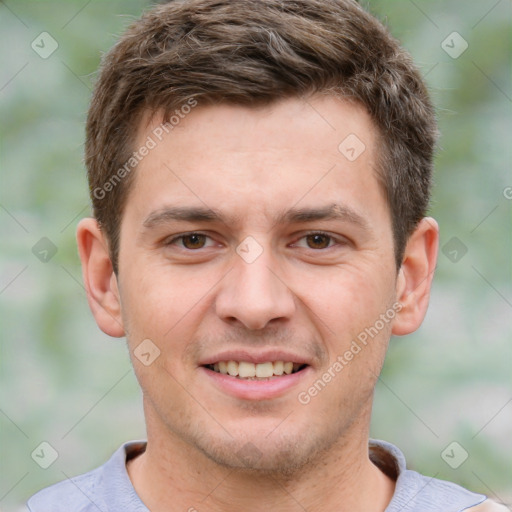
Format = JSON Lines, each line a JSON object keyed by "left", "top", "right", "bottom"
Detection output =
{"left": 85, "top": 0, "right": 438, "bottom": 273}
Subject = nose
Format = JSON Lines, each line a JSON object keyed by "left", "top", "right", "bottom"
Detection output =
{"left": 214, "top": 243, "right": 296, "bottom": 331}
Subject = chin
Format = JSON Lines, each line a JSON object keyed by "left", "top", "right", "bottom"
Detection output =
{"left": 201, "top": 440, "right": 313, "bottom": 476}
{"left": 189, "top": 422, "right": 334, "bottom": 477}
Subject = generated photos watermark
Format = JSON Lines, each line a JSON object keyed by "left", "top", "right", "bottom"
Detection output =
{"left": 297, "top": 302, "right": 403, "bottom": 405}
{"left": 93, "top": 98, "right": 198, "bottom": 201}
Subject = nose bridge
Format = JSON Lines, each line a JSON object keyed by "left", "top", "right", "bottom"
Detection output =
{"left": 215, "top": 238, "right": 295, "bottom": 330}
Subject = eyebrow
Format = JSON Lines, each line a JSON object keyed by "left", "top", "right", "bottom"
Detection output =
{"left": 142, "top": 206, "right": 232, "bottom": 228}
{"left": 142, "top": 203, "right": 370, "bottom": 232}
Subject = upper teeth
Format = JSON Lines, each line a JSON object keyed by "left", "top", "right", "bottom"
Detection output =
{"left": 211, "top": 361, "right": 300, "bottom": 378}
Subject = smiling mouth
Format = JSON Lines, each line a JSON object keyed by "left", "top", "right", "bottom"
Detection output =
{"left": 204, "top": 361, "right": 308, "bottom": 380}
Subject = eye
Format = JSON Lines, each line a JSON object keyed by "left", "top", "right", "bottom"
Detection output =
{"left": 293, "top": 232, "right": 344, "bottom": 250}
{"left": 165, "top": 232, "right": 214, "bottom": 250}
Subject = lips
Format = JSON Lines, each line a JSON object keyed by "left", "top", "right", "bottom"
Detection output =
{"left": 200, "top": 358, "right": 312, "bottom": 400}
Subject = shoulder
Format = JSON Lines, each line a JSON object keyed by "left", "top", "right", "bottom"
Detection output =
{"left": 26, "top": 441, "right": 146, "bottom": 512}
{"left": 396, "top": 469, "right": 488, "bottom": 510}
{"left": 369, "top": 440, "right": 500, "bottom": 512}
{"left": 26, "top": 466, "right": 105, "bottom": 512}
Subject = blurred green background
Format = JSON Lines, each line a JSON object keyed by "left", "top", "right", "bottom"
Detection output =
{"left": 0, "top": 1, "right": 510, "bottom": 510}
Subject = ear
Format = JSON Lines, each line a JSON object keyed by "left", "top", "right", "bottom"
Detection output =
{"left": 392, "top": 217, "right": 439, "bottom": 336}
{"left": 76, "top": 218, "right": 125, "bottom": 338}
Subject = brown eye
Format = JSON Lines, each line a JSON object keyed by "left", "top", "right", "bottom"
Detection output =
{"left": 305, "top": 233, "right": 332, "bottom": 249}
{"left": 181, "top": 234, "right": 207, "bottom": 249}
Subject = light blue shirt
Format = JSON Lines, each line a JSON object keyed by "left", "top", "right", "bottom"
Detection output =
{"left": 27, "top": 439, "right": 487, "bottom": 511}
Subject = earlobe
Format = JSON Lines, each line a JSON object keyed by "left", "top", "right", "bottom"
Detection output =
{"left": 76, "top": 218, "right": 125, "bottom": 338}
{"left": 392, "top": 217, "right": 439, "bottom": 336}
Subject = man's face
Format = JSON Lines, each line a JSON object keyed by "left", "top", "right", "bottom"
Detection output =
{"left": 116, "top": 96, "right": 399, "bottom": 472}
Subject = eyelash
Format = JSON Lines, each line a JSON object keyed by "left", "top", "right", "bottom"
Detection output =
{"left": 164, "top": 231, "right": 345, "bottom": 251}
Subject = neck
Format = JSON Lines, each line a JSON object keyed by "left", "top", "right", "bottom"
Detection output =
{"left": 127, "top": 405, "right": 395, "bottom": 512}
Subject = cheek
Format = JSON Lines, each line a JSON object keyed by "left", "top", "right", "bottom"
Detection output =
{"left": 295, "top": 264, "right": 395, "bottom": 343}
{"left": 119, "top": 266, "right": 185, "bottom": 346}
{"left": 119, "top": 261, "right": 220, "bottom": 361}
{"left": 295, "top": 269, "right": 394, "bottom": 415}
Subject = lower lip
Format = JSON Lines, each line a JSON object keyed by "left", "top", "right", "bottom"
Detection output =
{"left": 199, "top": 366, "right": 312, "bottom": 401}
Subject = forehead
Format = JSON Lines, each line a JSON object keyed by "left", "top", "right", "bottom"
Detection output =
{"left": 125, "top": 95, "right": 388, "bottom": 230}
{"left": 139, "top": 95, "right": 375, "bottom": 157}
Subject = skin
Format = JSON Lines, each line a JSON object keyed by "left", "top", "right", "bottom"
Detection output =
{"left": 77, "top": 95, "right": 439, "bottom": 511}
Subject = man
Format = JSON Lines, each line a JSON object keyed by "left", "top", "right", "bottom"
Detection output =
{"left": 27, "top": 0, "right": 507, "bottom": 510}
